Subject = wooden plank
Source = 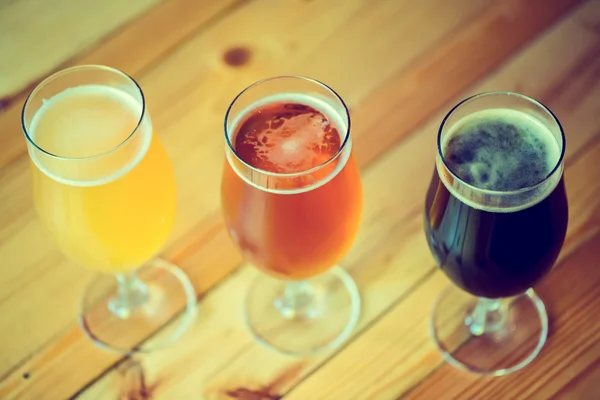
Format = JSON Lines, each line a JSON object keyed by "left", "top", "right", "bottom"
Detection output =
{"left": 76, "top": 2, "right": 600, "bottom": 398}
{"left": 0, "top": 0, "right": 589, "bottom": 398}
{"left": 551, "top": 352, "right": 600, "bottom": 400}
{"left": 351, "top": 0, "right": 586, "bottom": 168}
{"left": 0, "top": 217, "right": 241, "bottom": 400}
{"left": 402, "top": 232, "right": 600, "bottom": 400}
{"left": 0, "top": 0, "right": 499, "bottom": 393}
{"left": 0, "top": 0, "right": 243, "bottom": 168}
{"left": 0, "top": 0, "right": 160, "bottom": 99}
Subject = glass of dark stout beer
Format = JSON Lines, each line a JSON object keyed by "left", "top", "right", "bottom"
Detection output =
{"left": 221, "top": 76, "right": 362, "bottom": 355}
{"left": 424, "top": 92, "right": 568, "bottom": 375}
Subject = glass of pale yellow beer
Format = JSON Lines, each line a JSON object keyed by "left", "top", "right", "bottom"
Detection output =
{"left": 21, "top": 65, "right": 196, "bottom": 353}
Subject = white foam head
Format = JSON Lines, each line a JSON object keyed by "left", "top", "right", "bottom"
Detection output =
{"left": 27, "top": 85, "right": 152, "bottom": 187}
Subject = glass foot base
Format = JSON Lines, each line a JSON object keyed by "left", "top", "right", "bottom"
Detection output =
{"left": 244, "top": 266, "right": 361, "bottom": 356}
{"left": 79, "top": 259, "right": 197, "bottom": 354}
{"left": 430, "top": 285, "right": 548, "bottom": 376}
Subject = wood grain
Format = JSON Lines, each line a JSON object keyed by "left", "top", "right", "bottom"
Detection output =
{"left": 79, "top": 1, "right": 598, "bottom": 399}
{"left": 1, "top": 0, "right": 500, "bottom": 392}
{"left": 0, "top": 0, "right": 244, "bottom": 168}
{"left": 0, "top": 0, "right": 160, "bottom": 99}
{"left": 0, "top": 0, "right": 598, "bottom": 399}
{"left": 403, "top": 232, "right": 600, "bottom": 400}
{"left": 0, "top": 0, "right": 243, "bottom": 383}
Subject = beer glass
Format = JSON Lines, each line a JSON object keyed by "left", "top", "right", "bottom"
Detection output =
{"left": 22, "top": 65, "right": 196, "bottom": 353}
{"left": 424, "top": 92, "right": 568, "bottom": 374}
{"left": 221, "top": 76, "right": 362, "bottom": 355}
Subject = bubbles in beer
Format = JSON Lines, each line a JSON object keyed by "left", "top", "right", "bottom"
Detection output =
{"left": 443, "top": 109, "right": 560, "bottom": 192}
{"left": 233, "top": 100, "right": 342, "bottom": 173}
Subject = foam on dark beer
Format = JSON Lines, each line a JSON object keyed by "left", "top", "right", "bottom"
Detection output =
{"left": 439, "top": 108, "right": 562, "bottom": 213}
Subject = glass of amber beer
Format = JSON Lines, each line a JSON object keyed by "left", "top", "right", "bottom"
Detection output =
{"left": 424, "top": 92, "right": 568, "bottom": 375}
{"left": 221, "top": 76, "right": 362, "bottom": 355}
{"left": 22, "top": 65, "right": 196, "bottom": 353}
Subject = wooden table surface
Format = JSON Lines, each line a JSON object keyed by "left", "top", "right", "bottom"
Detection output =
{"left": 1, "top": 0, "right": 600, "bottom": 399}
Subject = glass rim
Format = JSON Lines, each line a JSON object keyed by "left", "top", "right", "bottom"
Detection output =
{"left": 437, "top": 91, "right": 566, "bottom": 196}
{"left": 21, "top": 64, "right": 146, "bottom": 161}
{"left": 224, "top": 75, "right": 352, "bottom": 178}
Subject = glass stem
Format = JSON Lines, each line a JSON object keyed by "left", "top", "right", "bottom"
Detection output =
{"left": 466, "top": 297, "right": 508, "bottom": 336}
{"left": 109, "top": 271, "right": 149, "bottom": 319}
{"left": 275, "top": 281, "right": 319, "bottom": 320}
